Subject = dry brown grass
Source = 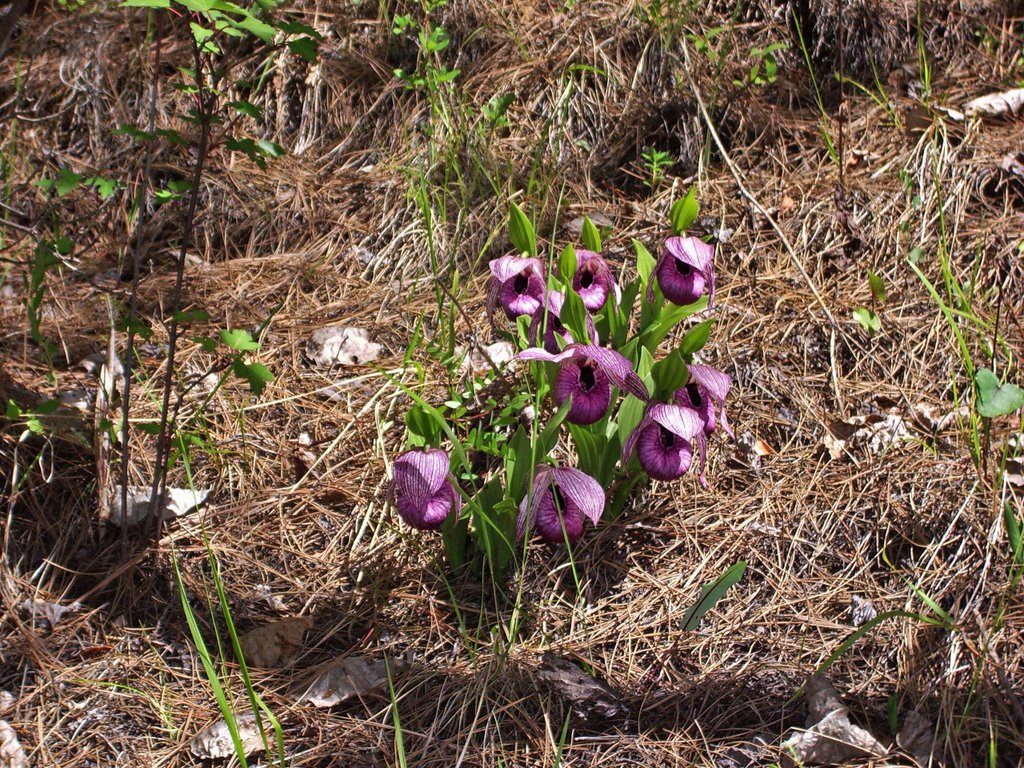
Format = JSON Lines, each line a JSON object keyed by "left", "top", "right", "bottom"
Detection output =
{"left": 2, "top": 0, "right": 1024, "bottom": 765}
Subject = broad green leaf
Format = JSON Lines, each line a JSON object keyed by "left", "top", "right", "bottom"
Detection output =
{"left": 172, "top": 308, "right": 210, "bottom": 323}
{"left": 567, "top": 422, "right": 605, "bottom": 482}
{"left": 581, "top": 216, "right": 602, "bottom": 252}
{"left": 508, "top": 203, "right": 537, "bottom": 257}
{"left": 650, "top": 349, "right": 689, "bottom": 399}
{"left": 852, "top": 307, "right": 881, "bottom": 334}
{"left": 867, "top": 269, "right": 886, "bottom": 302}
{"left": 560, "top": 288, "right": 590, "bottom": 345}
{"left": 52, "top": 167, "right": 84, "bottom": 197}
{"left": 633, "top": 238, "right": 656, "bottom": 286}
{"left": 558, "top": 244, "right": 577, "bottom": 286}
{"left": 86, "top": 176, "right": 119, "bottom": 199}
{"left": 277, "top": 21, "right": 322, "bottom": 37}
{"left": 975, "top": 368, "right": 1024, "bottom": 418}
{"left": 679, "top": 318, "right": 715, "bottom": 358}
{"left": 123, "top": 0, "right": 170, "bottom": 7}
{"left": 255, "top": 139, "right": 285, "bottom": 159}
{"left": 680, "top": 561, "right": 746, "bottom": 631}
{"left": 232, "top": 360, "right": 274, "bottom": 395}
{"left": 219, "top": 328, "right": 259, "bottom": 351}
{"left": 288, "top": 36, "right": 319, "bottom": 63}
{"left": 229, "top": 100, "right": 262, "bottom": 120}
{"left": 669, "top": 188, "right": 699, "bottom": 235}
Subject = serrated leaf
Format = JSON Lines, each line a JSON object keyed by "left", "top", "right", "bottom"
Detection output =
{"left": 681, "top": 561, "right": 746, "bottom": 632}
{"left": 219, "top": 328, "right": 259, "bottom": 351}
{"left": 975, "top": 369, "right": 1024, "bottom": 418}
{"left": 670, "top": 188, "right": 699, "bottom": 235}
{"left": 233, "top": 360, "right": 273, "bottom": 395}
{"left": 53, "top": 167, "right": 84, "bottom": 197}
{"left": 581, "top": 217, "right": 602, "bottom": 252}
{"left": 508, "top": 203, "right": 537, "bottom": 257}
{"left": 229, "top": 100, "right": 262, "bottom": 120}
{"left": 172, "top": 308, "right": 210, "bottom": 324}
{"left": 288, "top": 36, "right": 319, "bottom": 63}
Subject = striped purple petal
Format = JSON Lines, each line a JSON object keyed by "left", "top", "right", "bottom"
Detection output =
{"left": 572, "top": 250, "right": 614, "bottom": 312}
{"left": 392, "top": 448, "right": 458, "bottom": 529}
{"left": 488, "top": 255, "right": 546, "bottom": 322}
{"left": 624, "top": 403, "right": 705, "bottom": 481}
{"left": 518, "top": 465, "right": 605, "bottom": 543}
{"left": 674, "top": 364, "right": 733, "bottom": 438}
{"left": 654, "top": 236, "right": 715, "bottom": 308}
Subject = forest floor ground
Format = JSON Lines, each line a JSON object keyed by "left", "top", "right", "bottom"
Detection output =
{"left": 2, "top": 1, "right": 1024, "bottom": 766}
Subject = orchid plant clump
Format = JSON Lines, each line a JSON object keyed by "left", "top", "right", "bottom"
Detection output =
{"left": 392, "top": 191, "right": 732, "bottom": 577}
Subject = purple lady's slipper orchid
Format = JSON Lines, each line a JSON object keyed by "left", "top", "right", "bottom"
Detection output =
{"left": 390, "top": 448, "right": 460, "bottom": 530}
{"left": 517, "top": 465, "right": 605, "bottom": 544}
{"left": 518, "top": 343, "right": 649, "bottom": 426}
{"left": 673, "top": 364, "right": 733, "bottom": 438}
{"left": 487, "top": 255, "right": 546, "bottom": 322}
{"left": 528, "top": 292, "right": 596, "bottom": 354}
{"left": 652, "top": 236, "right": 715, "bottom": 308}
{"left": 572, "top": 250, "right": 616, "bottom": 312}
{"left": 623, "top": 402, "right": 707, "bottom": 484}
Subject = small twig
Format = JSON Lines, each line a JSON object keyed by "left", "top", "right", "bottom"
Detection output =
{"left": 121, "top": 11, "right": 163, "bottom": 561}
{"left": 148, "top": 29, "right": 215, "bottom": 546}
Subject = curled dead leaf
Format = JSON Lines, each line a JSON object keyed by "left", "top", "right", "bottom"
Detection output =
{"left": 189, "top": 710, "right": 267, "bottom": 759}
{"left": 239, "top": 617, "right": 311, "bottom": 668}
{"left": 780, "top": 676, "right": 887, "bottom": 767}
{"left": 849, "top": 595, "right": 877, "bottom": 627}
{"left": 896, "top": 710, "right": 935, "bottom": 765}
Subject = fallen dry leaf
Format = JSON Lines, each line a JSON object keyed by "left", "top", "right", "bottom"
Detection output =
{"left": 457, "top": 341, "right": 516, "bottom": 376}
{"left": 1001, "top": 152, "right": 1024, "bottom": 177}
{"left": 824, "top": 411, "right": 910, "bottom": 461}
{"left": 535, "top": 654, "right": 625, "bottom": 720}
{"left": 239, "top": 616, "right": 311, "bottom": 668}
{"left": 109, "top": 486, "right": 210, "bottom": 528}
{"left": 780, "top": 675, "right": 887, "bottom": 767}
{"left": 306, "top": 326, "right": 381, "bottom": 367}
{"left": 564, "top": 212, "right": 614, "bottom": 237}
{"left": 896, "top": 710, "right": 935, "bottom": 765}
{"left": 849, "top": 595, "right": 877, "bottom": 627}
{"left": 18, "top": 599, "right": 84, "bottom": 628}
{"left": 189, "top": 710, "right": 267, "bottom": 759}
{"left": 297, "top": 655, "right": 396, "bottom": 707}
{"left": 0, "top": 721, "right": 27, "bottom": 768}
{"left": 778, "top": 195, "right": 797, "bottom": 217}
{"left": 964, "top": 87, "right": 1024, "bottom": 118}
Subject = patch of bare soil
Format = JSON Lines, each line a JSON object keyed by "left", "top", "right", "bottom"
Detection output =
{"left": 2, "top": 1, "right": 1023, "bottom": 766}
